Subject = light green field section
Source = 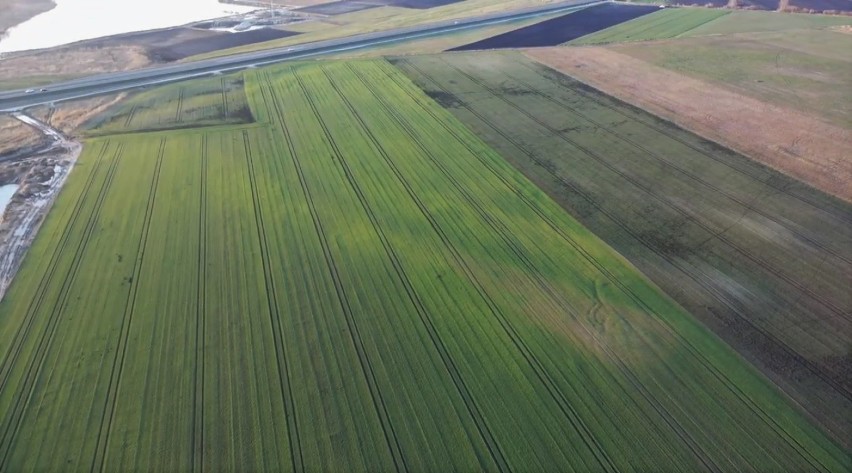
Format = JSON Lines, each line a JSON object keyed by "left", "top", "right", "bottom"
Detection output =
{"left": 682, "top": 9, "right": 852, "bottom": 36}
{"left": 0, "top": 59, "right": 847, "bottom": 471}
{"left": 611, "top": 28, "right": 852, "bottom": 127}
{"left": 82, "top": 74, "right": 252, "bottom": 135}
{"left": 570, "top": 7, "right": 729, "bottom": 44}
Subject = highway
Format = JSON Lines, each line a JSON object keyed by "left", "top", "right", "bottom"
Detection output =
{"left": 0, "top": 0, "right": 600, "bottom": 111}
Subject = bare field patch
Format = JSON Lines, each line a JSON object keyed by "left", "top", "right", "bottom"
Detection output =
{"left": 526, "top": 46, "right": 852, "bottom": 201}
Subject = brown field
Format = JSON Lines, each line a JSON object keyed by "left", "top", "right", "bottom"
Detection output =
{"left": 526, "top": 46, "right": 852, "bottom": 201}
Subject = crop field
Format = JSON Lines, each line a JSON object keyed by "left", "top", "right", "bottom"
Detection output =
{"left": 569, "top": 7, "right": 729, "bottom": 44}
{"left": 449, "top": 3, "right": 658, "bottom": 50}
{"left": 395, "top": 51, "right": 852, "bottom": 448}
{"left": 83, "top": 74, "right": 252, "bottom": 135}
{"left": 609, "top": 28, "right": 852, "bottom": 128}
{"left": 681, "top": 9, "right": 852, "bottom": 36}
{"left": 0, "top": 58, "right": 847, "bottom": 471}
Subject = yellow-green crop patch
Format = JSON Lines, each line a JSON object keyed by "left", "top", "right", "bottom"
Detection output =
{"left": 0, "top": 59, "right": 847, "bottom": 471}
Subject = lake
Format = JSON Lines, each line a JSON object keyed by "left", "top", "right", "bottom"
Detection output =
{"left": 0, "top": 184, "right": 19, "bottom": 218}
{"left": 0, "top": 0, "right": 255, "bottom": 53}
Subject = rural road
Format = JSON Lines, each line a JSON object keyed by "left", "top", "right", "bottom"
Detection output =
{"left": 0, "top": 0, "right": 601, "bottom": 111}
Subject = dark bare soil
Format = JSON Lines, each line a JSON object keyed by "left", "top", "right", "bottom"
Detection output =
{"left": 7, "top": 25, "right": 300, "bottom": 63}
{"left": 449, "top": 3, "right": 658, "bottom": 50}
{"left": 149, "top": 29, "right": 299, "bottom": 61}
{"left": 296, "top": 0, "right": 380, "bottom": 15}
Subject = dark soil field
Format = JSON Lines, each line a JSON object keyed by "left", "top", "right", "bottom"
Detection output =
{"left": 395, "top": 51, "right": 852, "bottom": 448}
{"left": 449, "top": 3, "right": 658, "bottom": 51}
{"left": 149, "top": 29, "right": 300, "bottom": 61}
{"left": 296, "top": 1, "right": 380, "bottom": 15}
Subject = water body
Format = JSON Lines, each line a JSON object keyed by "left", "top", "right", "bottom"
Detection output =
{"left": 0, "top": 0, "right": 255, "bottom": 53}
{"left": 0, "top": 185, "right": 19, "bottom": 217}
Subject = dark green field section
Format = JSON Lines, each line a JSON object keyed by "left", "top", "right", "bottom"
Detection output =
{"left": 0, "top": 59, "right": 847, "bottom": 471}
{"left": 394, "top": 51, "right": 852, "bottom": 449}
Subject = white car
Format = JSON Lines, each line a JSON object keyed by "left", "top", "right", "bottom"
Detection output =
{"left": 24, "top": 89, "right": 35, "bottom": 94}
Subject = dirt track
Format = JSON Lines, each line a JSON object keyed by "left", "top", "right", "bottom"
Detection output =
{"left": 526, "top": 46, "right": 852, "bottom": 202}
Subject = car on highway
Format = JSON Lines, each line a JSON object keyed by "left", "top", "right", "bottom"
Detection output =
{"left": 24, "top": 89, "right": 35, "bottom": 94}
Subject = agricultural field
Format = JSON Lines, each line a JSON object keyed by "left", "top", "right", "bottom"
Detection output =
{"left": 609, "top": 26, "right": 852, "bottom": 128}
{"left": 0, "top": 58, "right": 847, "bottom": 471}
{"left": 394, "top": 51, "right": 852, "bottom": 448}
{"left": 82, "top": 74, "right": 252, "bottom": 135}
{"left": 449, "top": 3, "right": 658, "bottom": 50}
{"left": 569, "top": 7, "right": 730, "bottom": 44}
{"left": 681, "top": 9, "right": 852, "bottom": 35}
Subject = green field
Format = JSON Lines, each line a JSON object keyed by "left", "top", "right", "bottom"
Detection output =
{"left": 395, "top": 51, "right": 852, "bottom": 449}
{"left": 570, "top": 7, "right": 729, "bottom": 44}
{"left": 82, "top": 74, "right": 252, "bottom": 135}
{"left": 0, "top": 59, "right": 848, "bottom": 471}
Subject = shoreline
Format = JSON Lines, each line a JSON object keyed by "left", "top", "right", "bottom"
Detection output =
{"left": 0, "top": 0, "right": 57, "bottom": 37}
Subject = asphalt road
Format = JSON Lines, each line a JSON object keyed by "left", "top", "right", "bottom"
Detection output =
{"left": 0, "top": 0, "right": 601, "bottom": 112}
